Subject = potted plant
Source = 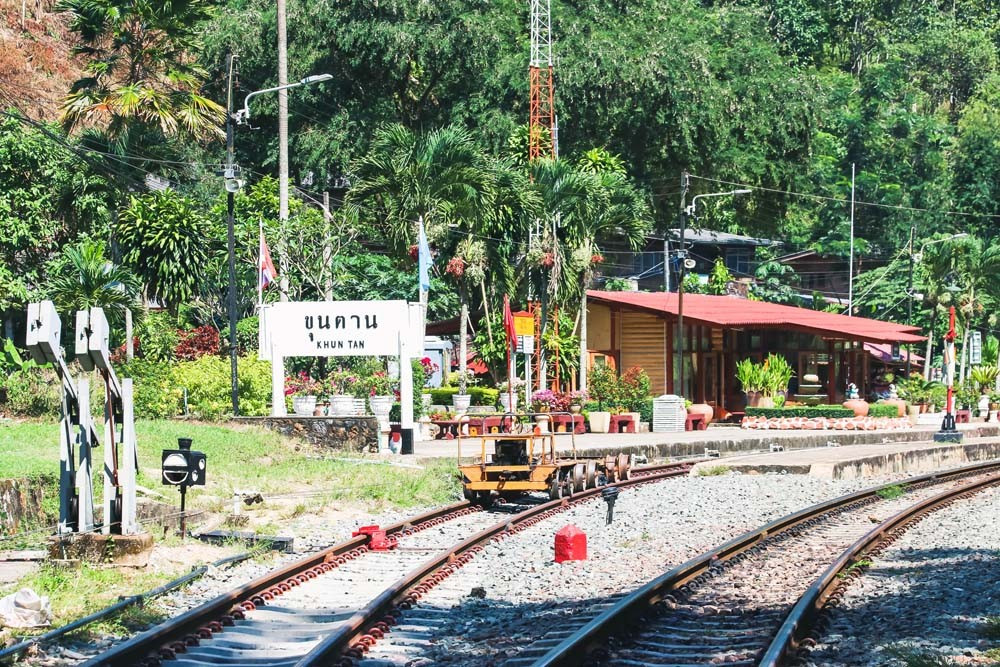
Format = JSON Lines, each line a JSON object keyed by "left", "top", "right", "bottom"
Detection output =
{"left": 324, "top": 370, "right": 357, "bottom": 415}
{"left": 736, "top": 358, "right": 764, "bottom": 408}
{"left": 970, "top": 365, "right": 998, "bottom": 417}
{"left": 567, "top": 390, "right": 587, "bottom": 414}
{"left": 498, "top": 379, "right": 524, "bottom": 412}
{"left": 366, "top": 371, "right": 396, "bottom": 421}
{"left": 453, "top": 368, "right": 475, "bottom": 412}
{"left": 587, "top": 366, "right": 617, "bottom": 433}
{"left": 619, "top": 366, "right": 651, "bottom": 426}
{"left": 285, "top": 373, "right": 320, "bottom": 416}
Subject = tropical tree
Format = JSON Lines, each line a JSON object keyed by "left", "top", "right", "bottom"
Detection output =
{"left": 59, "top": 0, "right": 225, "bottom": 149}
{"left": 116, "top": 189, "right": 213, "bottom": 311}
{"left": 46, "top": 239, "right": 139, "bottom": 327}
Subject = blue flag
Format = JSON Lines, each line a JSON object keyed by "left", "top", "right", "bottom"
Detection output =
{"left": 418, "top": 216, "right": 431, "bottom": 292}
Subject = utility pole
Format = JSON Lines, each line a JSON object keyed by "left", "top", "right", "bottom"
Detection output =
{"left": 276, "top": 0, "right": 290, "bottom": 302}
{"left": 847, "top": 162, "right": 856, "bottom": 314}
{"left": 322, "top": 191, "right": 333, "bottom": 300}
{"left": 676, "top": 171, "right": 689, "bottom": 397}
{"left": 225, "top": 53, "right": 240, "bottom": 416}
{"left": 906, "top": 225, "right": 915, "bottom": 378}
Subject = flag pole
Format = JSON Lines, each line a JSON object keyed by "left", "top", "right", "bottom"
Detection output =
{"left": 257, "top": 218, "right": 264, "bottom": 310}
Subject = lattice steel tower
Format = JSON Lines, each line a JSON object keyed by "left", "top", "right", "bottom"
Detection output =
{"left": 529, "top": 0, "right": 556, "bottom": 160}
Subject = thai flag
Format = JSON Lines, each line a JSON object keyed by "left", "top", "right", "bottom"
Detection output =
{"left": 259, "top": 233, "right": 277, "bottom": 289}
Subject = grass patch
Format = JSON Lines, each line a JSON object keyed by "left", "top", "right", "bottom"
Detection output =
{"left": 877, "top": 484, "right": 907, "bottom": 500}
{"left": 884, "top": 646, "right": 956, "bottom": 667}
{"left": 696, "top": 465, "right": 731, "bottom": 477}
{"left": 0, "top": 419, "right": 462, "bottom": 512}
{"left": 982, "top": 647, "right": 1000, "bottom": 661}
{"left": 1, "top": 562, "right": 171, "bottom": 638}
{"left": 981, "top": 616, "right": 1000, "bottom": 640}
{"left": 836, "top": 558, "right": 872, "bottom": 579}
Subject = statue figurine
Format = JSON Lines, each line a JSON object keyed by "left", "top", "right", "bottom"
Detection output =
{"left": 888, "top": 383, "right": 898, "bottom": 399}
{"left": 846, "top": 383, "right": 859, "bottom": 400}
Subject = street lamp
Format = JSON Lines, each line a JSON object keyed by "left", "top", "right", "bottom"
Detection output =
{"left": 675, "top": 186, "right": 751, "bottom": 398}
{"left": 223, "top": 67, "right": 332, "bottom": 416}
{"left": 907, "top": 231, "right": 968, "bottom": 378}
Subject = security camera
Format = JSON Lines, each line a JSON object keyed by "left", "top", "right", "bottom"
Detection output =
{"left": 684, "top": 258, "right": 696, "bottom": 269}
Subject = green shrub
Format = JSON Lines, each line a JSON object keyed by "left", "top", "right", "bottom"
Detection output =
{"left": 136, "top": 312, "right": 179, "bottom": 361}
{"left": 638, "top": 397, "right": 654, "bottom": 423}
{"left": 115, "top": 358, "right": 181, "bottom": 419}
{"left": 171, "top": 354, "right": 272, "bottom": 420}
{"left": 870, "top": 403, "right": 901, "bottom": 418}
{"left": 220, "top": 316, "right": 260, "bottom": 355}
{"left": 425, "top": 386, "right": 500, "bottom": 406}
{"left": 4, "top": 369, "right": 60, "bottom": 417}
{"left": 746, "top": 406, "right": 854, "bottom": 419}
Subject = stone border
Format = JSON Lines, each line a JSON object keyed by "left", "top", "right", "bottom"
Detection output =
{"left": 741, "top": 416, "right": 912, "bottom": 431}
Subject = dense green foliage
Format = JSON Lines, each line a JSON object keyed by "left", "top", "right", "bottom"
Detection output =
{"left": 869, "top": 403, "right": 902, "bottom": 418}
{"left": 745, "top": 406, "right": 855, "bottom": 419}
{"left": 425, "top": 387, "right": 501, "bottom": 407}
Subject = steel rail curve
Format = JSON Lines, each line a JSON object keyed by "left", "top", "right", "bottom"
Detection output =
{"left": 527, "top": 458, "right": 1000, "bottom": 667}
{"left": 84, "top": 460, "right": 696, "bottom": 666}
{"left": 758, "top": 471, "right": 1000, "bottom": 667}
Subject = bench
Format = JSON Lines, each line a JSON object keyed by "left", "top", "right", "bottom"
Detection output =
{"left": 685, "top": 413, "right": 707, "bottom": 431}
{"left": 550, "top": 414, "right": 586, "bottom": 434}
{"left": 609, "top": 414, "right": 636, "bottom": 433}
{"left": 955, "top": 409, "right": 971, "bottom": 424}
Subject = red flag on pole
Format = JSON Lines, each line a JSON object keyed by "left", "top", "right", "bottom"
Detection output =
{"left": 503, "top": 295, "right": 517, "bottom": 349}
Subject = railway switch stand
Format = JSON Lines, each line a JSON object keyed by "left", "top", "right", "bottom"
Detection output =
{"left": 602, "top": 486, "right": 620, "bottom": 524}
{"left": 162, "top": 437, "right": 208, "bottom": 537}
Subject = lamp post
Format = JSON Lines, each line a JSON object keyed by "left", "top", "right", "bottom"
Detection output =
{"left": 908, "top": 232, "right": 968, "bottom": 381}
{"left": 676, "top": 186, "right": 751, "bottom": 398}
{"left": 224, "top": 71, "right": 332, "bottom": 416}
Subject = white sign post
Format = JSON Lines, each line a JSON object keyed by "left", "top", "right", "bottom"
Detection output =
{"left": 261, "top": 301, "right": 424, "bottom": 447}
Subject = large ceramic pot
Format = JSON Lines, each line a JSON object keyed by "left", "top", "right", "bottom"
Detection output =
{"left": 329, "top": 394, "right": 355, "bottom": 416}
{"left": 843, "top": 399, "right": 870, "bottom": 417}
{"left": 369, "top": 395, "right": 394, "bottom": 419}
{"left": 292, "top": 395, "right": 317, "bottom": 417}
{"left": 687, "top": 403, "right": 714, "bottom": 422}
{"left": 499, "top": 393, "right": 518, "bottom": 413}
{"left": 534, "top": 414, "right": 551, "bottom": 434}
{"left": 588, "top": 411, "right": 611, "bottom": 433}
{"left": 452, "top": 393, "right": 472, "bottom": 413}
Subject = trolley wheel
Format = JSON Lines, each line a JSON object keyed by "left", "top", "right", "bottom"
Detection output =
{"left": 585, "top": 460, "right": 597, "bottom": 489}
{"left": 548, "top": 473, "right": 563, "bottom": 501}
{"left": 563, "top": 469, "right": 575, "bottom": 498}
{"left": 571, "top": 463, "right": 586, "bottom": 493}
{"left": 617, "top": 453, "right": 631, "bottom": 481}
{"left": 605, "top": 454, "right": 618, "bottom": 483}
{"left": 475, "top": 491, "right": 494, "bottom": 508}
{"left": 463, "top": 486, "right": 476, "bottom": 502}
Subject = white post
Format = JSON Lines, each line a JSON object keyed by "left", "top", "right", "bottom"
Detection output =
{"left": 271, "top": 343, "right": 287, "bottom": 417}
{"left": 120, "top": 378, "right": 138, "bottom": 535}
{"left": 399, "top": 332, "right": 414, "bottom": 430}
{"left": 125, "top": 309, "right": 134, "bottom": 360}
{"left": 579, "top": 290, "right": 588, "bottom": 392}
{"left": 847, "top": 162, "right": 856, "bottom": 315}
{"left": 76, "top": 377, "right": 95, "bottom": 533}
{"left": 102, "top": 380, "right": 115, "bottom": 535}
{"left": 525, "top": 338, "right": 532, "bottom": 403}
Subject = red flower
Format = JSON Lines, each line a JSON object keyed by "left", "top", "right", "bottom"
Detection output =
{"left": 591, "top": 253, "right": 605, "bottom": 264}
{"left": 446, "top": 257, "right": 466, "bottom": 278}
{"left": 541, "top": 252, "right": 555, "bottom": 268}
{"left": 408, "top": 244, "right": 420, "bottom": 261}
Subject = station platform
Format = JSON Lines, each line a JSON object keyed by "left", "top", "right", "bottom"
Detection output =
{"left": 415, "top": 422, "right": 1000, "bottom": 466}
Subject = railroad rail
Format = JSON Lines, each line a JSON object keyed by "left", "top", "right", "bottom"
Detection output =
{"left": 84, "top": 460, "right": 699, "bottom": 666}
{"left": 525, "top": 459, "right": 1000, "bottom": 667}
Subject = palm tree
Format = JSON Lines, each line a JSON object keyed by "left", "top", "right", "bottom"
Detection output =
{"left": 47, "top": 239, "right": 140, "bottom": 327}
{"left": 59, "top": 0, "right": 224, "bottom": 149}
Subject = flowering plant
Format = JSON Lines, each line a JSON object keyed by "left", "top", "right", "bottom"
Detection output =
{"left": 323, "top": 369, "right": 359, "bottom": 396}
{"left": 365, "top": 371, "right": 397, "bottom": 397}
{"left": 285, "top": 372, "right": 320, "bottom": 397}
{"left": 419, "top": 357, "right": 439, "bottom": 384}
{"left": 445, "top": 257, "right": 466, "bottom": 278}
{"left": 531, "top": 389, "right": 558, "bottom": 410}
{"left": 590, "top": 253, "right": 605, "bottom": 264}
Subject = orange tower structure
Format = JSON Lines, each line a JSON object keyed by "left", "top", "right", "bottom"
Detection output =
{"left": 528, "top": 0, "right": 556, "bottom": 160}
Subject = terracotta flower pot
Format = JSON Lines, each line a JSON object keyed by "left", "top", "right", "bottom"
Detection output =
{"left": 842, "top": 399, "right": 869, "bottom": 417}
{"left": 687, "top": 403, "right": 714, "bottom": 422}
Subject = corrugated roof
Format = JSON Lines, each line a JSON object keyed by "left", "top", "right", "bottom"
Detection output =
{"left": 587, "top": 291, "right": 925, "bottom": 344}
{"left": 663, "top": 228, "right": 777, "bottom": 247}
{"left": 865, "top": 342, "right": 924, "bottom": 364}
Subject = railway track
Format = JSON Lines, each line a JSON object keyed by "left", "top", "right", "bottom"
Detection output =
{"left": 83, "top": 460, "right": 698, "bottom": 666}
{"left": 525, "top": 459, "right": 1000, "bottom": 667}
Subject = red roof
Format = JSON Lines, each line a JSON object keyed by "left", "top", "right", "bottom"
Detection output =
{"left": 587, "top": 291, "right": 925, "bottom": 344}
{"left": 864, "top": 343, "right": 924, "bottom": 364}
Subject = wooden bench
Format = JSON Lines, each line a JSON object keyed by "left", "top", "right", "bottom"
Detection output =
{"left": 685, "top": 413, "right": 707, "bottom": 431}
{"left": 955, "top": 409, "right": 972, "bottom": 424}
{"left": 609, "top": 414, "right": 636, "bottom": 433}
{"left": 431, "top": 419, "right": 461, "bottom": 439}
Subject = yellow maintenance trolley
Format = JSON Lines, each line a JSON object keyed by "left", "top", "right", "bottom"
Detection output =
{"left": 457, "top": 412, "right": 633, "bottom": 503}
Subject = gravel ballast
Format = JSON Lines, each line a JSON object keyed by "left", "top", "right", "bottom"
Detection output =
{"left": 805, "top": 484, "right": 1000, "bottom": 666}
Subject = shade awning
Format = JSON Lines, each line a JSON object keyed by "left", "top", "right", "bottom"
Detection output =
{"left": 587, "top": 291, "right": 925, "bottom": 344}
